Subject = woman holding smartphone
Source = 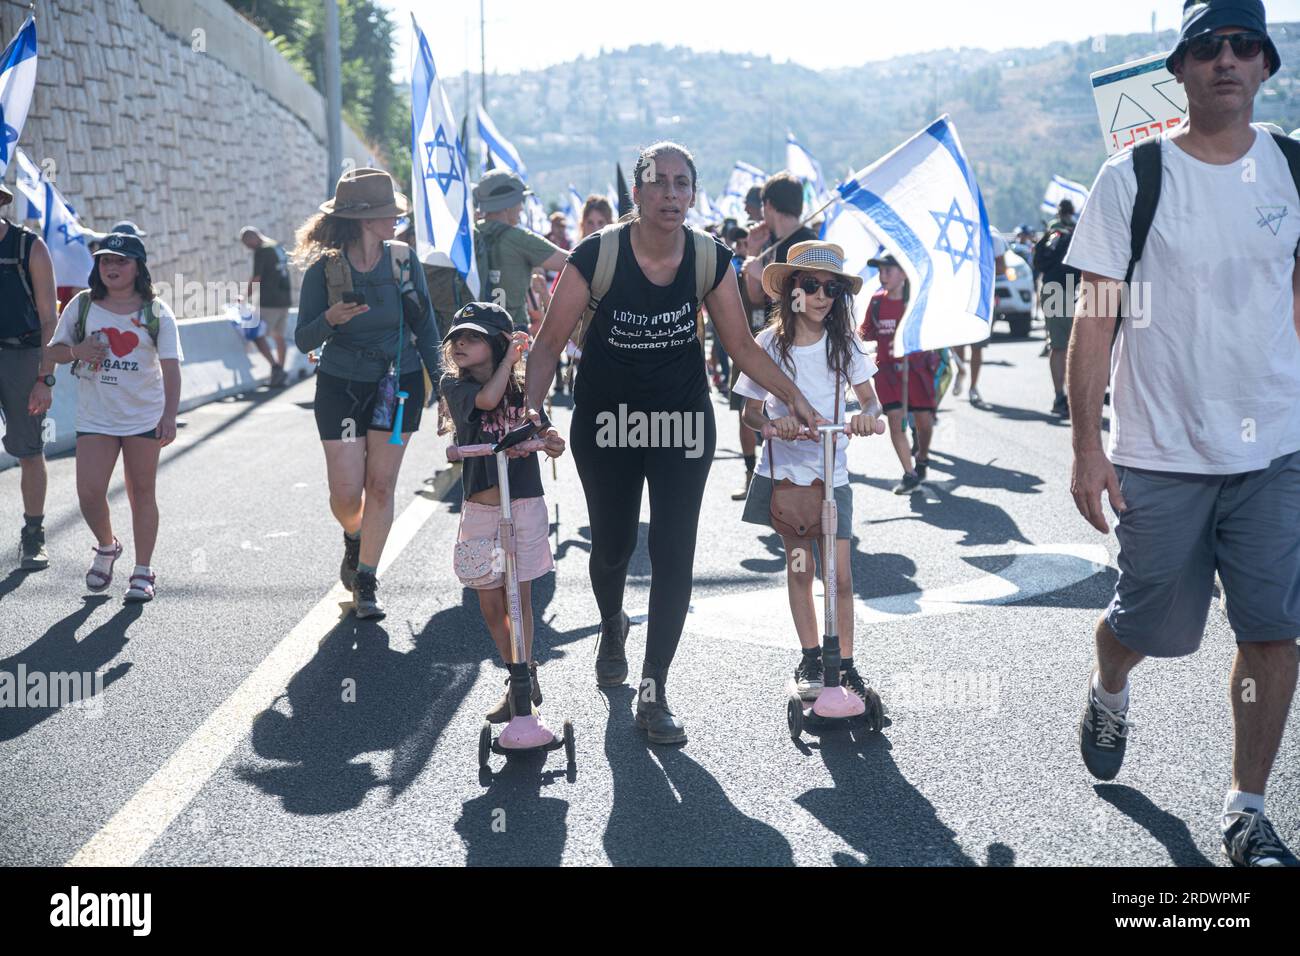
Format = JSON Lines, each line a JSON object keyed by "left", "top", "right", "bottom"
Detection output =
{"left": 293, "top": 168, "right": 443, "bottom": 620}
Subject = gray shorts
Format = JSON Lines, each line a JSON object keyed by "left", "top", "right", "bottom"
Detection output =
{"left": 260, "top": 307, "right": 290, "bottom": 336}
{"left": 1107, "top": 451, "right": 1300, "bottom": 656}
{"left": 741, "top": 473, "right": 853, "bottom": 540}
{"left": 0, "top": 347, "right": 44, "bottom": 459}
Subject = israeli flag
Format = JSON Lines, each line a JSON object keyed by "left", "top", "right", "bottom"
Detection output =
{"left": 0, "top": 16, "right": 37, "bottom": 178}
{"left": 410, "top": 15, "right": 479, "bottom": 296}
{"left": 718, "top": 160, "right": 766, "bottom": 220}
{"left": 14, "top": 148, "right": 93, "bottom": 287}
{"left": 786, "top": 131, "right": 827, "bottom": 197}
{"left": 819, "top": 201, "right": 883, "bottom": 330}
{"left": 1040, "top": 174, "right": 1090, "bottom": 218}
{"left": 566, "top": 184, "right": 584, "bottom": 243}
{"left": 838, "top": 115, "right": 994, "bottom": 355}
{"left": 477, "top": 104, "right": 527, "bottom": 178}
{"left": 524, "top": 192, "right": 548, "bottom": 235}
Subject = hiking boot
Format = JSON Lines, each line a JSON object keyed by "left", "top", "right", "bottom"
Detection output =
{"left": 794, "top": 652, "right": 824, "bottom": 700}
{"left": 636, "top": 685, "right": 687, "bottom": 744}
{"left": 485, "top": 662, "right": 542, "bottom": 724}
{"left": 841, "top": 660, "right": 872, "bottom": 705}
{"left": 892, "top": 472, "right": 921, "bottom": 495}
{"left": 595, "top": 611, "right": 630, "bottom": 687}
{"left": 914, "top": 458, "right": 929, "bottom": 482}
{"left": 1078, "top": 678, "right": 1130, "bottom": 781}
{"left": 730, "top": 469, "right": 753, "bottom": 501}
{"left": 352, "top": 570, "right": 385, "bottom": 620}
{"left": 20, "top": 524, "right": 48, "bottom": 571}
{"left": 1222, "top": 809, "right": 1300, "bottom": 867}
{"left": 1051, "top": 393, "right": 1069, "bottom": 418}
{"left": 340, "top": 532, "right": 361, "bottom": 591}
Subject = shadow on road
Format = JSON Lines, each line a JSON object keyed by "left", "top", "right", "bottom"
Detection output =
{"left": 1094, "top": 784, "right": 1214, "bottom": 867}
{"left": 0, "top": 596, "right": 138, "bottom": 741}
{"left": 601, "top": 686, "right": 794, "bottom": 866}
{"left": 454, "top": 756, "right": 570, "bottom": 866}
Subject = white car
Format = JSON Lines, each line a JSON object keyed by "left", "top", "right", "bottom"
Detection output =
{"left": 994, "top": 247, "right": 1036, "bottom": 338}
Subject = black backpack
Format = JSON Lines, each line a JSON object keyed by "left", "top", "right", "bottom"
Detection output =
{"left": 1115, "top": 132, "right": 1300, "bottom": 341}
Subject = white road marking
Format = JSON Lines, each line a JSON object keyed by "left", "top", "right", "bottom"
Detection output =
{"left": 632, "top": 544, "right": 1111, "bottom": 649}
{"left": 67, "top": 493, "right": 443, "bottom": 867}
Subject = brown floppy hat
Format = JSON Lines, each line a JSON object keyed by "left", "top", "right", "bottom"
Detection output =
{"left": 320, "top": 167, "right": 411, "bottom": 219}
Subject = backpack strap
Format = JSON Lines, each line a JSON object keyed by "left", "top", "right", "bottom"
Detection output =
{"left": 1269, "top": 131, "right": 1300, "bottom": 209}
{"left": 16, "top": 228, "right": 34, "bottom": 305}
{"left": 688, "top": 225, "right": 717, "bottom": 352}
{"left": 141, "top": 300, "right": 161, "bottom": 345}
{"left": 572, "top": 222, "right": 624, "bottom": 355}
{"left": 323, "top": 250, "right": 353, "bottom": 307}
{"left": 1113, "top": 138, "right": 1164, "bottom": 346}
{"left": 72, "top": 290, "right": 93, "bottom": 343}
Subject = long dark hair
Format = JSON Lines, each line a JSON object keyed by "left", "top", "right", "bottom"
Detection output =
{"left": 89, "top": 257, "right": 155, "bottom": 302}
{"left": 768, "top": 270, "right": 857, "bottom": 381}
{"left": 437, "top": 330, "right": 525, "bottom": 436}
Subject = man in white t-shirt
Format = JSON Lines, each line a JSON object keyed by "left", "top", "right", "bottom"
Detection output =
{"left": 1065, "top": 0, "right": 1300, "bottom": 867}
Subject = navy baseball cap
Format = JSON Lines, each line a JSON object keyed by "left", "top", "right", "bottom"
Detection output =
{"left": 442, "top": 301, "right": 513, "bottom": 343}
{"left": 92, "top": 232, "right": 147, "bottom": 263}
{"left": 110, "top": 219, "right": 148, "bottom": 238}
{"left": 1167, "top": 0, "right": 1280, "bottom": 76}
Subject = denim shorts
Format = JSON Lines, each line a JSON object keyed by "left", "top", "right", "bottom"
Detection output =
{"left": 1107, "top": 451, "right": 1300, "bottom": 656}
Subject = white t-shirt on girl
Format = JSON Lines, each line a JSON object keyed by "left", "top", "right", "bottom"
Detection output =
{"left": 733, "top": 328, "right": 877, "bottom": 487}
{"left": 50, "top": 298, "right": 183, "bottom": 436}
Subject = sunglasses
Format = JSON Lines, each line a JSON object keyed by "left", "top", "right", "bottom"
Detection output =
{"left": 1185, "top": 31, "right": 1265, "bottom": 62}
{"left": 795, "top": 276, "right": 848, "bottom": 299}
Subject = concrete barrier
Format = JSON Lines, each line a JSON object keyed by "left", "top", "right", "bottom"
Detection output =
{"left": 0, "top": 310, "right": 313, "bottom": 472}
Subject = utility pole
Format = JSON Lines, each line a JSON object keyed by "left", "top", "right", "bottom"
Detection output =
{"left": 464, "top": 15, "right": 473, "bottom": 177}
{"left": 324, "top": 0, "right": 343, "bottom": 197}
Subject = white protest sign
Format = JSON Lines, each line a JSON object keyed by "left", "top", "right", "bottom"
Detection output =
{"left": 1090, "top": 52, "right": 1188, "bottom": 156}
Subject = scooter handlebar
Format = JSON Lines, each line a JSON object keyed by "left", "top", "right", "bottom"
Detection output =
{"left": 760, "top": 418, "right": 886, "bottom": 440}
{"left": 446, "top": 439, "right": 548, "bottom": 462}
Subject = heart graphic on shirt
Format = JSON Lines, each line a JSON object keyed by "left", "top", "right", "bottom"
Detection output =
{"left": 102, "top": 327, "right": 139, "bottom": 357}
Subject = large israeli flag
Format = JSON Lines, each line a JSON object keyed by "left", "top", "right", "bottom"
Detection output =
{"left": 787, "top": 131, "right": 830, "bottom": 214}
{"left": 718, "top": 160, "right": 766, "bottom": 220}
{"left": 565, "top": 184, "right": 584, "bottom": 243}
{"left": 410, "top": 15, "right": 479, "bottom": 296}
{"left": 14, "top": 147, "right": 93, "bottom": 287}
{"left": 819, "top": 202, "right": 883, "bottom": 329}
{"left": 1040, "top": 174, "right": 1089, "bottom": 218}
{"left": 477, "top": 104, "right": 527, "bottom": 178}
{"left": 837, "top": 115, "right": 994, "bottom": 355}
{"left": 0, "top": 16, "right": 37, "bottom": 178}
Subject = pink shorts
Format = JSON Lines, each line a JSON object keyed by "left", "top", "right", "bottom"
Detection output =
{"left": 456, "top": 497, "right": 554, "bottom": 590}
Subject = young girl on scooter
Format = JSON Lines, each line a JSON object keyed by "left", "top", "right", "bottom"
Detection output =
{"left": 733, "top": 241, "right": 884, "bottom": 705}
{"left": 439, "top": 302, "right": 565, "bottom": 723}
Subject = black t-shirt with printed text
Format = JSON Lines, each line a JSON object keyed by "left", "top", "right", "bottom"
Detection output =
{"left": 441, "top": 375, "right": 544, "bottom": 500}
{"left": 568, "top": 225, "right": 731, "bottom": 412}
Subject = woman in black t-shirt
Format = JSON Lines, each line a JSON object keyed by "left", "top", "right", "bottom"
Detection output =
{"left": 524, "top": 141, "right": 818, "bottom": 744}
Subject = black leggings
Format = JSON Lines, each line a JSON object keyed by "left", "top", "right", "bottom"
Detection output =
{"left": 570, "top": 393, "right": 717, "bottom": 681}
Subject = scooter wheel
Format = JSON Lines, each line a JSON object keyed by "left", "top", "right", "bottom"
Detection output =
{"left": 563, "top": 719, "right": 576, "bottom": 768}
{"left": 478, "top": 721, "right": 492, "bottom": 769}
{"left": 787, "top": 696, "right": 804, "bottom": 742}
{"left": 864, "top": 689, "right": 884, "bottom": 733}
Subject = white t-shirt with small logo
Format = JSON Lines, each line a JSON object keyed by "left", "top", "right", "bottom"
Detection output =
{"left": 733, "top": 328, "right": 877, "bottom": 487}
{"left": 50, "top": 298, "right": 183, "bottom": 436}
{"left": 1066, "top": 126, "right": 1300, "bottom": 475}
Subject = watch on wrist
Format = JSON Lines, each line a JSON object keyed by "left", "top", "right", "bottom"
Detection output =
{"left": 40, "top": 374, "right": 56, "bottom": 387}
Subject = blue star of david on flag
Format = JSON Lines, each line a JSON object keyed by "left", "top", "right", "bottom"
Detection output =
{"left": 424, "top": 125, "right": 462, "bottom": 195}
{"left": 0, "top": 105, "right": 17, "bottom": 164}
{"left": 930, "top": 198, "right": 977, "bottom": 274}
{"left": 58, "top": 220, "right": 85, "bottom": 247}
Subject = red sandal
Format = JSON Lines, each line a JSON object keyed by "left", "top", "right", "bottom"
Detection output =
{"left": 86, "top": 539, "right": 122, "bottom": 593}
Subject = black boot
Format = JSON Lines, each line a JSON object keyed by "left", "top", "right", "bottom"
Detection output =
{"left": 635, "top": 673, "right": 686, "bottom": 744}
{"left": 595, "top": 610, "right": 629, "bottom": 688}
{"left": 485, "top": 661, "right": 542, "bottom": 724}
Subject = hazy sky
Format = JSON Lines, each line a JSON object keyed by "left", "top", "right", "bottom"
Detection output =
{"left": 380, "top": 0, "right": 1300, "bottom": 81}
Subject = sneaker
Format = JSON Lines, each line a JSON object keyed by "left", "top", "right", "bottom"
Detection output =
{"left": 1078, "top": 679, "right": 1130, "bottom": 781}
{"left": 841, "top": 661, "right": 871, "bottom": 704}
{"left": 794, "top": 652, "right": 824, "bottom": 700}
{"left": 892, "top": 472, "right": 921, "bottom": 495}
{"left": 19, "top": 525, "right": 48, "bottom": 571}
{"left": 485, "top": 662, "right": 542, "bottom": 724}
{"left": 352, "top": 570, "right": 385, "bottom": 620}
{"left": 1222, "top": 809, "right": 1300, "bottom": 867}
{"left": 914, "top": 458, "right": 929, "bottom": 482}
{"left": 340, "top": 532, "right": 361, "bottom": 591}
{"left": 595, "top": 610, "right": 629, "bottom": 687}
{"left": 1051, "top": 394, "right": 1069, "bottom": 418}
{"left": 730, "top": 470, "right": 753, "bottom": 501}
{"left": 636, "top": 688, "right": 687, "bottom": 744}
{"left": 968, "top": 385, "right": 982, "bottom": 406}
{"left": 952, "top": 367, "right": 966, "bottom": 397}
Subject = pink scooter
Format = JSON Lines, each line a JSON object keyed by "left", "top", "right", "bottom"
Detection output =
{"left": 761, "top": 419, "right": 886, "bottom": 742}
{"left": 447, "top": 421, "right": 576, "bottom": 773}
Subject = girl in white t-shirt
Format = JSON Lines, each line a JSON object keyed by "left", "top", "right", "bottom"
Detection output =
{"left": 733, "top": 240, "right": 883, "bottom": 705}
{"left": 46, "top": 233, "right": 182, "bottom": 602}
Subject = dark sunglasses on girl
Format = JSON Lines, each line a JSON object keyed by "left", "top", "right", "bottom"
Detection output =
{"left": 1186, "top": 31, "right": 1265, "bottom": 62}
{"left": 796, "top": 276, "right": 848, "bottom": 299}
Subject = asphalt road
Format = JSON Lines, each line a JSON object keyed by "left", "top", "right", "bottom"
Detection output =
{"left": 2, "top": 329, "right": 1296, "bottom": 867}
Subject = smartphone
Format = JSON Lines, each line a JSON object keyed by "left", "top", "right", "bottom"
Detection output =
{"left": 342, "top": 292, "right": 366, "bottom": 306}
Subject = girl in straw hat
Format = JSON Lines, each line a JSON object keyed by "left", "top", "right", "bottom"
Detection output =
{"left": 292, "top": 167, "right": 445, "bottom": 620}
{"left": 733, "top": 240, "right": 885, "bottom": 705}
